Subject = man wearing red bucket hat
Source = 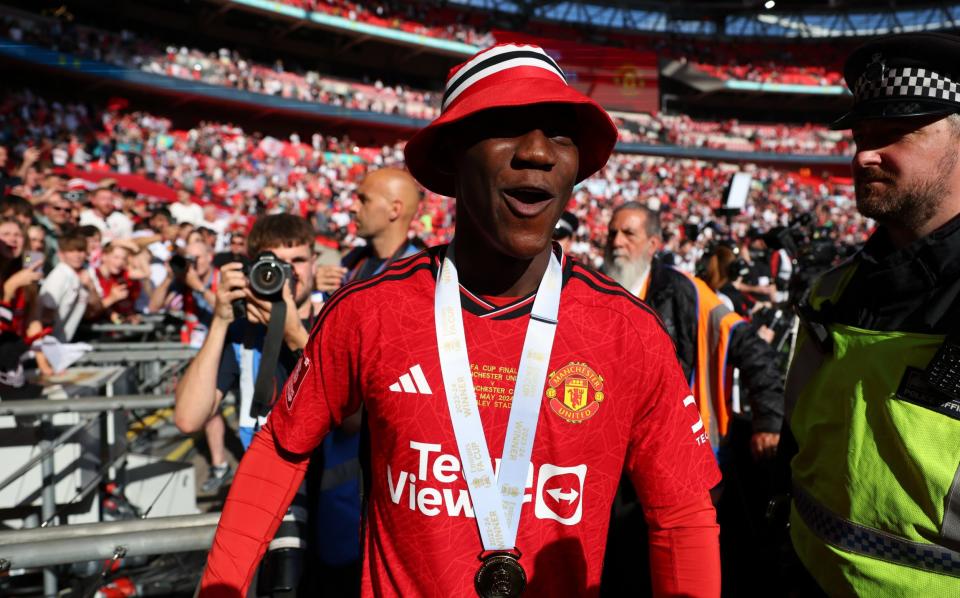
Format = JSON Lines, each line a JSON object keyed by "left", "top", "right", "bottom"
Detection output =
{"left": 200, "top": 44, "right": 720, "bottom": 598}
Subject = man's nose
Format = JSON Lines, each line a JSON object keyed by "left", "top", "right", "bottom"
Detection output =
{"left": 853, "top": 147, "right": 882, "bottom": 172}
{"left": 512, "top": 129, "right": 556, "bottom": 170}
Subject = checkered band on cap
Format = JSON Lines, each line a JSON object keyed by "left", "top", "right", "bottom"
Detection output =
{"left": 441, "top": 44, "right": 567, "bottom": 112}
{"left": 854, "top": 65, "right": 960, "bottom": 105}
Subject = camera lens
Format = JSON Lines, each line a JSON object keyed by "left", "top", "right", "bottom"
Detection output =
{"left": 250, "top": 261, "right": 284, "bottom": 297}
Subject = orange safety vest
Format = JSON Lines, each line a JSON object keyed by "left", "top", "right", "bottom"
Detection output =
{"left": 642, "top": 270, "right": 744, "bottom": 447}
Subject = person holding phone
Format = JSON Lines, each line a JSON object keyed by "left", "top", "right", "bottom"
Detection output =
{"left": 86, "top": 241, "right": 142, "bottom": 323}
{"left": 0, "top": 217, "right": 51, "bottom": 374}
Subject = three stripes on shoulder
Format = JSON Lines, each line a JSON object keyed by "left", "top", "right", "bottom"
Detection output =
{"left": 389, "top": 364, "right": 432, "bottom": 395}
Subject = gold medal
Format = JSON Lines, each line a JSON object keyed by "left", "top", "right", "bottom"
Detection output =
{"left": 474, "top": 552, "right": 526, "bottom": 598}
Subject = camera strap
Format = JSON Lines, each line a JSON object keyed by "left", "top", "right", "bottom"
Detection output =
{"left": 250, "top": 299, "right": 288, "bottom": 419}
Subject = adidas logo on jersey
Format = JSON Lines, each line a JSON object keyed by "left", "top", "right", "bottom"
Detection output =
{"left": 389, "top": 364, "right": 432, "bottom": 395}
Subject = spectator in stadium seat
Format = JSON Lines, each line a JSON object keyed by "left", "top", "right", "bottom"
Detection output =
{"left": 0, "top": 219, "right": 43, "bottom": 337}
{"left": 35, "top": 191, "right": 73, "bottom": 267}
{"left": 79, "top": 184, "right": 134, "bottom": 243}
{"left": 226, "top": 231, "right": 247, "bottom": 257}
{"left": 41, "top": 173, "right": 68, "bottom": 197}
{"left": 77, "top": 225, "right": 103, "bottom": 270}
{"left": 199, "top": 204, "right": 227, "bottom": 245}
{"left": 0, "top": 146, "right": 16, "bottom": 194}
{"left": 86, "top": 241, "right": 142, "bottom": 323}
{"left": 0, "top": 194, "right": 33, "bottom": 229}
{"left": 39, "top": 230, "right": 91, "bottom": 342}
{"left": 136, "top": 208, "right": 180, "bottom": 288}
{"left": 119, "top": 189, "right": 142, "bottom": 224}
{"left": 0, "top": 215, "right": 48, "bottom": 388}
{"left": 149, "top": 240, "right": 216, "bottom": 328}
{"left": 171, "top": 188, "right": 204, "bottom": 227}
{"left": 27, "top": 225, "right": 45, "bottom": 256}
{"left": 177, "top": 222, "right": 195, "bottom": 247}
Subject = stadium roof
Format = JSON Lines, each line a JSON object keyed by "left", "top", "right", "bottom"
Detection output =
{"left": 454, "top": 0, "right": 960, "bottom": 38}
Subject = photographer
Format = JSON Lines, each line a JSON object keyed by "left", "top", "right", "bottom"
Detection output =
{"left": 733, "top": 229, "right": 776, "bottom": 305}
{"left": 148, "top": 240, "right": 216, "bottom": 328}
{"left": 174, "top": 214, "right": 316, "bottom": 592}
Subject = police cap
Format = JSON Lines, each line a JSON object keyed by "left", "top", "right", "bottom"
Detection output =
{"left": 832, "top": 32, "right": 960, "bottom": 129}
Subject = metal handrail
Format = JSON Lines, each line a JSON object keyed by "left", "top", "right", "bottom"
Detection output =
{"left": 0, "top": 394, "right": 175, "bottom": 416}
{"left": 0, "top": 513, "right": 220, "bottom": 570}
{"left": 88, "top": 341, "right": 190, "bottom": 351}
{"left": 76, "top": 348, "right": 197, "bottom": 364}
{"left": 0, "top": 512, "right": 220, "bottom": 543}
{"left": 0, "top": 417, "right": 98, "bottom": 494}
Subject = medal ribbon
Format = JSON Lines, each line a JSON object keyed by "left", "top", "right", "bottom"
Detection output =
{"left": 435, "top": 242, "right": 562, "bottom": 551}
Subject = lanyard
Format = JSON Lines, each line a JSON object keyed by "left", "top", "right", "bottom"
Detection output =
{"left": 434, "top": 242, "right": 562, "bottom": 551}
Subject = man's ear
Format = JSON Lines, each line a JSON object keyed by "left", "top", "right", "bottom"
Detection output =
{"left": 649, "top": 235, "right": 663, "bottom": 255}
{"left": 390, "top": 196, "right": 403, "bottom": 221}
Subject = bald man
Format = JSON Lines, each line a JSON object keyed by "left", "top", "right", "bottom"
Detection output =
{"left": 307, "top": 168, "right": 423, "bottom": 596}
{"left": 316, "top": 168, "right": 423, "bottom": 293}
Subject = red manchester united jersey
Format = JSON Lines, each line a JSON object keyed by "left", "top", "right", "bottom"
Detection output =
{"left": 271, "top": 246, "right": 720, "bottom": 597}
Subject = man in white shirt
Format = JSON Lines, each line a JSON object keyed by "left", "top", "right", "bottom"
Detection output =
{"left": 170, "top": 188, "right": 205, "bottom": 227}
{"left": 39, "top": 230, "right": 93, "bottom": 342}
{"left": 79, "top": 185, "right": 134, "bottom": 244}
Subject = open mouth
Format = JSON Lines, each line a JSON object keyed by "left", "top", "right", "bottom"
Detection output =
{"left": 502, "top": 186, "right": 555, "bottom": 218}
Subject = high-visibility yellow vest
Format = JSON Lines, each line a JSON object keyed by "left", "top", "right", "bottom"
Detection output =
{"left": 786, "top": 261, "right": 960, "bottom": 596}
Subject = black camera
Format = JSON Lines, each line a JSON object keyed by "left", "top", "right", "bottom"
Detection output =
{"left": 231, "top": 252, "right": 294, "bottom": 320}
{"left": 248, "top": 252, "right": 293, "bottom": 300}
{"left": 169, "top": 254, "right": 197, "bottom": 278}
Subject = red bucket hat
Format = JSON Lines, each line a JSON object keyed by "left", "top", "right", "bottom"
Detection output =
{"left": 404, "top": 43, "right": 618, "bottom": 197}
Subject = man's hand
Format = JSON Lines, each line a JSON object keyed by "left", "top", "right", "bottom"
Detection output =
{"left": 213, "top": 263, "right": 247, "bottom": 323}
{"left": 77, "top": 269, "right": 95, "bottom": 291}
{"left": 757, "top": 325, "right": 775, "bottom": 344}
{"left": 105, "top": 283, "right": 130, "bottom": 306}
{"left": 315, "top": 265, "right": 347, "bottom": 294}
{"left": 185, "top": 265, "right": 205, "bottom": 292}
{"left": 750, "top": 432, "right": 780, "bottom": 461}
{"left": 3, "top": 263, "right": 44, "bottom": 302}
{"left": 21, "top": 147, "right": 40, "bottom": 168}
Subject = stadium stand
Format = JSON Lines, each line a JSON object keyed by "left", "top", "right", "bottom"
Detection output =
{"left": 0, "top": 1, "right": 917, "bottom": 596}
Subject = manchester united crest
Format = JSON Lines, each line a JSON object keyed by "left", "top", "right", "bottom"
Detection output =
{"left": 545, "top": 362, "right": 605, "bottom": 423}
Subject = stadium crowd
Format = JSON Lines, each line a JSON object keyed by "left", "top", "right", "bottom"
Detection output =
{"left": 615, "top": 112, "right": 852, "bottom": 155}
{"left": 274, "top": 0, "right": 849, "bottom": 88}
{"left": 279, "top": 0, "right": 497, "bottom": 47}
{"left": 0, "top": 88, "right": 866, "bottom": 269}
{"left": 0, "top": 9, "right": 854, "bottom": 157}
{"left": 0, "top": 11, "right": 440, "bottom": 121}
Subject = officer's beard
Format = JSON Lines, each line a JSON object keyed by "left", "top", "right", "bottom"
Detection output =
{"left": 604, "top": 249, "right": 651, "bottom": 294}
{"left": 855, "top": 146, "right": 957, "bottom": 231}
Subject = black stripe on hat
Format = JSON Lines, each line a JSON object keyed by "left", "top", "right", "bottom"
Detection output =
{"left": 442, "top": 49, "right": 567, "bottom": 109}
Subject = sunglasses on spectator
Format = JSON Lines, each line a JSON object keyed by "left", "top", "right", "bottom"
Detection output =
{"left": 48, "top": 205, "right": 71, "bottom": 212}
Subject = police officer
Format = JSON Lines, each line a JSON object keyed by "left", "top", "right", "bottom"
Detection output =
{"left": 784, "top": 33, "right": 960, "bottom": 596}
